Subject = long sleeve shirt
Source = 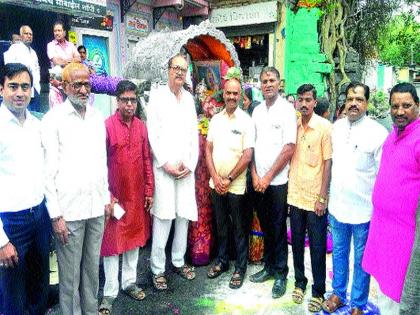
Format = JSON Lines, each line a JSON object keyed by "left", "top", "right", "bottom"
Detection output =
{"left": 0, "top": 105, "right": 44, "bottom": 247}
{"left": 41, "top": 99, "right": 109, "bottom": 221}
{"left": 329, "top": 116, "right": 388, "bottom": 224}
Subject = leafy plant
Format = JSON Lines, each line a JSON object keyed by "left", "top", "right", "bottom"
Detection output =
{"left": 368, "top": 91, "right": 390, "bottom": 119}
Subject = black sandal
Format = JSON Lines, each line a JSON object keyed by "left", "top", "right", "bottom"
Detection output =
{"left": 229, "top": 271, "right": 244, "bottom": 289}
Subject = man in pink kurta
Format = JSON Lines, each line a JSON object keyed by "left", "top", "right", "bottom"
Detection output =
{"left": 46, "top": 21, "right": 80, "bottom": 68}
{"left": 100, "top": 80, "right": 154, "bottom": 311}
{"left": 363, "top": 82, "right": 420, "bottom": 313}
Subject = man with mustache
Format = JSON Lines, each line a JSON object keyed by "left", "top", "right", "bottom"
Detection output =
{"left": 206, "top": 78, "right": 254, "bottom": 289}
{"left": 0, "top": 63, "right": 50, "bottom": 315}
{"left": 249, "top": 67, "right": 297, "bottom": 299}
{"left": 322, "top": 82, "right": 388, "bottom": 315}
{"left": 288, "top": 84, "right": 332, "bottom": 312}
{"left": 99, "top": 80, "right": 154, "bottom": 313}
{"left": 47, "top": 21, "right": 80, "bottom": 68}
{"left": 147, "top": 54, "right": 198, "bottom": 290}
{"left": 362, "top": 82, "right": 419, "bottom": 314}
{"left": 41, "top": 63, "right": 111, "bottom": 314}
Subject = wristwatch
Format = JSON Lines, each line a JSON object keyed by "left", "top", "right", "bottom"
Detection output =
{"left": 317, "top": 195, "right": 327, "bottom": 204}
{"left": 228, "top": 175, "right": 234, "bottom": 182}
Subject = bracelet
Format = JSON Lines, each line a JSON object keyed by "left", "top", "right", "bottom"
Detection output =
{"left": 317, "top": 195, "right": 327, "bottom": 204}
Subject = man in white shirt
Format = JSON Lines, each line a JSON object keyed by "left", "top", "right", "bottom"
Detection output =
{"left": 4, "top": 26, "right": 41, "bottom": 112}
{"left": 206, "top": 78, "right": 254, "bottom": 289}
{"left": 0, "top": 63, "right": 50, "bottom": 315}
{"left": 249, "top": 67, "right": 297, "bottom": 299}
{"left": 147, "top": 54, "right": 198, "bottom": 290}
{"left": 322, "top": 82, "right": 388, "bottom": 315}
{"left": 41, "top": 62, "right": 111, "bottom": 315}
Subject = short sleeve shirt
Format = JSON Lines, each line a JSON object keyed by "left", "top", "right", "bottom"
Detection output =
{"left": 207, "top": 107, "right": 255, "bottom": 194}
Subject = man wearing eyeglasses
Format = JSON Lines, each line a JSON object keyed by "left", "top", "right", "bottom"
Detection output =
{"left": 41, "top": 62, "right": 111, "bottom": 314}
{"left": 147, "top": 54, "right": 198, "bottom": 290}
{"left": 99, "top": 80, "right": 154, "bottom": 312}
{"left": 0, "top": 63, "right": 50, "bottom": 315}
{"left": 4, "top": 25, "right": 41, "bottom": 112}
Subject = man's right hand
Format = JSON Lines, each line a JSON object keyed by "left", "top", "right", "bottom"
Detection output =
{"left": 0, "top": 242, "right": 19, "bottom": 268}
{"left": 213, "top": 175, "right": 226, "bottom": 195}
{"left": 163, "top": 163, "right": 182, "bottom": 177}
{"left": 52, "top": 217, "right": 69, "bottom": 245}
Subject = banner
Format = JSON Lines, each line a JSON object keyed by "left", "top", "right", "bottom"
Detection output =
{"left": 72, "top": 15, "right": 113, "bottom": 31}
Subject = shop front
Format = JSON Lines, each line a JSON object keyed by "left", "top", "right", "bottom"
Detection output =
{"left": 209, "top": 1, "right": 278, "bottom": 82}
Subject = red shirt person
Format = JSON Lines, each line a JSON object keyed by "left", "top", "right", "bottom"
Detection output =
{"left": 100, "top": 80, "right": 154, "bottom": 311}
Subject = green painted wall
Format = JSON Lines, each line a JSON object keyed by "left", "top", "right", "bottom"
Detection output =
{"left": 284, "top": 8, "right": 332, "bottom": 96}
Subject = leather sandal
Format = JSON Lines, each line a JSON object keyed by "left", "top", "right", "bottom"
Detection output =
{"left": 228, "top": 271, "right": 244, "bottom": 289}
{"left": 207, "top": 263, "right": 228, "bottom": 279}
{"left": 152, "top": 273, "right": 168, "bottom": 291}
{"left": 292, "top": 287, "right": 305, "bottom": 304}
{"left": 173, "top": 264, "right": 195, "bottom": 280}
{"left": 322, "top": 294, "right": 344, "bottom": 313}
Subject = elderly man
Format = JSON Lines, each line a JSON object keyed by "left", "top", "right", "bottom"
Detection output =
{"left": 362, "top": 82, "right": 419, "bottom": 314}
{"left": 4, "top": 25, "right": 41, "bottom": 112}
{"left": 322, "top": 82, "right": 388, "bottom": 315}
{"left": 0, "top": 63, "right": 50, "bottom": 315}
{"left": 287, "top": 84, "right": 332, "bottom": 312}
{"left": 147, "top": 54, "right": 198, "bottom": 290}
{"left": 99, "top": 80, "right": 154, "bottom": 313}
{"left": 47, "top": 21, "right": 80, "bottom": 68}
{"left": 206, "top": 78, "right": 254, "bottom": 289}
{"left": 41, "top": 63, "right": 110, "bottom": 315}
{"left": 249, "top": 67, "right": 297, "bottom": 298}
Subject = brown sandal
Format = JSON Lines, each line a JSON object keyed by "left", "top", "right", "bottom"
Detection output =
{"left": 228, "top": 271, "right": 244, "bottom": 289}
{"left": 207, "top": 263, "right": 228, "bottom": 279}
{"left": 322, "top": 294, "right": 344, "bottom": 313}
{"left": 173, "top": 264, "right": 195, "bottom": 280}
{"left": 152, "top": 273, "right": 168, "bottom": 291}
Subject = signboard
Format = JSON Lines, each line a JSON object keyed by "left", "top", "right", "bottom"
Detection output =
{"left": 83, "top": 35, "right": 110, "bottom": 76}
{"left": 126, "top": 14, "right": 150, "bottom": 36}
{"left": 72, "top": 15, "right": 113, "bottom": 31}
{"left": 210, "top": 1, "right": 277, "bottom": 28}
{"left": 68, "top": 31, "right": 77, "bottom": 45}
{"left": 4, "top": 0, "right": 107, "bottom": 17}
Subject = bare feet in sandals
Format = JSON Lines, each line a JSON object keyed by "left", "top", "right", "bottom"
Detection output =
{"left": 172, "top": 264, "right": 196, "bottom": 280}
{"left": 152, "top": 273, "right": 168, "bottom": 291}
{"left": 122, "top": 284, "right": 146, "bottom": 300}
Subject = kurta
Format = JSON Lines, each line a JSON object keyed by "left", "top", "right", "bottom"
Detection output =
{"left": 362, "top": 119, "right": 420, "bottom": 302}
{"left": 147, "top": 85, "right": 198, "bottom": 221}
{"left": 101, "top": 112, "right": 154, "bottom": 256}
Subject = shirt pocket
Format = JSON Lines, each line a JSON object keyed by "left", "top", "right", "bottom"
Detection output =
{"left": 305, "top": 148, "right": 318, "bottom": 167}
{"left": 271, "top": 123, "right": 283, "bottom": 145}
{"left": 354, "top": 147, "right": 373, "bottom": 171}
{"left": 228, "top": 128, "right": 243, "bottom": 153}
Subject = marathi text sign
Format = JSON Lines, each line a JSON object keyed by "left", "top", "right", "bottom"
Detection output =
{"left": 210, "top": 1, "right": 277, "bottom": 28}
{"left": 6, "top": 0, "right": 106, "bottom": 17}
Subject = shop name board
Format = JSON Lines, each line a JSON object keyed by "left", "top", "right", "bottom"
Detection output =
{"left": 210, "top": 1, "right": 277, "bottom": 28}
{"left": 72, "top": 15, "right": 113, "bottom": 31}
{"left": 126, "top": 14, "right": 150, "bottom": 35}
{"left": 7, "top": 0, "right": 106, "bottom": 17}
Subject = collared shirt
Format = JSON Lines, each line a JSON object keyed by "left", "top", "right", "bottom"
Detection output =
{"left": 41, "top": 99, "right": 109, "bottom": 221}
{"left": 49, "top": 85, "right": 65, "bottom": 109}
{"left": 288, "top": 114, "right": 332, "bottom": 211}
{"left": 46, "top": 39, "right": 79, "bottom": 67}
{"left": 329, "top": 116, "right": 388, "bottom": 224}
{"left": 207, "top": 107, "right": 255, "bottom": 195}
{"left": 4, "top": 42, "right": 41, "bottom": 95}
{"left": 0, "top": 104, "right": 44, "bottom": 247}
{"left": 252, "top": 96, "right": 297, "bottom": 185}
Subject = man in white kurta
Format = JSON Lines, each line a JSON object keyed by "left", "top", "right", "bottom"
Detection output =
{"left": 147, "top": 54, "right": 198, "bottom": 290}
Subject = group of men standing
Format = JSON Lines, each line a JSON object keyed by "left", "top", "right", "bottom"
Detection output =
{"left": 0, "top": 50, "right": 418, "bottom": 315}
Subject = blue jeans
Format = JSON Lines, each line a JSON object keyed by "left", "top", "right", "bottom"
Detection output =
{"left": 0, "top": 202, "right": 51, "bottom": 315}
{"left": 329, "top": 214, "right": 370, "bottom": 309}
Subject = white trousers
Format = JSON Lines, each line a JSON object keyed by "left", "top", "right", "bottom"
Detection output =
{"left": 150, "top": 215, "right": 189, "bottom": 275}
{"left": 103, "top": 247, "right": 139, "bottom": 298}
{"left": 377, "top": 285, "right": 400, "bottom": 315}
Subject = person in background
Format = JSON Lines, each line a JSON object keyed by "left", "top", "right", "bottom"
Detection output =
{"left": 314, "top": 97, "right": 331, "bottom": 120}
{"left": 322, "top": 82, "right": 388, "bottom": 315}
{"left": 47, "top": 21, "right": 80, "bottom": 68}
{"left": 4, "top": 25, "right": 41, "bottom": 112}
{"left": 243, "top": 87, "right": 260, "bottom": 115}
{"left": 0, "top": 63, "right": 50, "bottom": 315}
{"left": 41, "top": 63, "right": 110, "bottom": 315}
{"left": 286, "top": 94, "right": 295, "bottom": 106}
{"left": 48, "top": 66, "right": 65, "bottom": 109}
{"left": 77, "top": 45, "right": 95, "bottom": 74}
{"left": 362, "top": 82, "right": 419, "bottom": 314}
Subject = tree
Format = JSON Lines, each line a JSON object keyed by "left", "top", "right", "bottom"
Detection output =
{"left": 378, "top": 13, "right": 420, "bottom": 67}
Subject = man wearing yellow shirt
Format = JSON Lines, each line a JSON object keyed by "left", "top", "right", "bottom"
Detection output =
{"left": 288, "top": 84, "right": 332, "bottom": 313}
{"left": 206, "top": 78, "right": 255, "bottom": 289}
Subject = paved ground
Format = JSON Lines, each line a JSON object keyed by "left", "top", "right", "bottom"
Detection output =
{"left": 48, "top": 237, "right": 381, "bottom": 315}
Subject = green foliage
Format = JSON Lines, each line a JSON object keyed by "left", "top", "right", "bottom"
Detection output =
{"left": 368, "top": 91, "right": 390, "bottom": 119}
{"left": 378, "top": 13, "right": 420, "bottom": 67}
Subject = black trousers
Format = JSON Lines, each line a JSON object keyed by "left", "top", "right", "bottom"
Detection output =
{"left": 254, "top": 184, "right": 289, "bottom": 280}
{"left": 211, "top": 190, "right": 248, "bottom": 274}
{"left": 289, "top": 205, "right": 327, "bottom": 297}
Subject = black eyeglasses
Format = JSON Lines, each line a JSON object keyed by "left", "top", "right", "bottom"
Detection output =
{"left": 118, "top": 97, "right": 137, "bottom": 105}
{"left": 7, "top": 83, "right": 31, "bottom": 92}
{"left": 170, "top": 65, "right": 188, "bottom": 74}
{"left": 67, "top": 81, "right": 92, "bottom": 90}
